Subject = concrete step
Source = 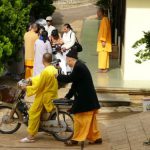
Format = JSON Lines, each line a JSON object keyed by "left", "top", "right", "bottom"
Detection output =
{"left": 97, "top": 93, "right": 131, "bottom": 107}
{"left": 96, "top": 87, "right": 150, "bottom": 95}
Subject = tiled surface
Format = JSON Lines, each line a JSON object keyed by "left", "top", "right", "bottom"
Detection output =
{"left": 80, "top": 19, "right": 150, "bottom": 90}
{"left": 1, "top": 112, "right": 150, "bottom": 149}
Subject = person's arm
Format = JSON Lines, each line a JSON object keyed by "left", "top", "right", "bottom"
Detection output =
{"left": 47, "top": 41, "right": 52, "bottom": 53}
{"left": 34, "top": 40, "right": 37, "bottom": 53}
{"left": 65, "top": 84, "right": 75, "bottom": 99}
{"left": 58, "top": 34, "right": 64, "bottom": 45}
{"left": 57, "top": 65, "right": 83, "bottom": 83}
{"left": 26, "top": 70, "right": 48, "bottom": 97}
{"left": 100, "top": 17, "right": 108, "bottom": 43}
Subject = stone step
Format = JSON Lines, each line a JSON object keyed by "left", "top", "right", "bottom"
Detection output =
{"left": 96, "top": 87, "right": 150, "bottom": 95}
{"left": 97, "top": 93, "right": 131, "bottom": 107}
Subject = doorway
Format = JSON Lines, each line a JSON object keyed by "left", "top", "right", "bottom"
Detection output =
{"left": 111, "top": 0, "right": 126, "bottom": 65}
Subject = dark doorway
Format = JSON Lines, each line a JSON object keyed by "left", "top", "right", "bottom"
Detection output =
{"left": 111, "top": 0, "right": 126, "bottom": 65}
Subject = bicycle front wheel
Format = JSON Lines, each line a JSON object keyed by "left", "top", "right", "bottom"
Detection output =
{"left": 51, "top": 111, "right": 74, "bottom": 142}
{"left": 0, "top": 106, "right": 21, "bottom": 134}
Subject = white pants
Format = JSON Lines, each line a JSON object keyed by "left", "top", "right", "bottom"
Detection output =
{"left": 55, "top": 51, "right": 71, "bottom": 75}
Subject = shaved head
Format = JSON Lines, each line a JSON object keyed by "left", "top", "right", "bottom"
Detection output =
{"left": 31, "top": 23, "right": 39, "bottom": 33}
{"left": 43, "top": 53, "right": 52, "bottom": 64}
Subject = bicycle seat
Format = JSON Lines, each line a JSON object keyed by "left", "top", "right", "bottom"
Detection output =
{"left": 53, "top": 98, "right": 74, "bottom": 106}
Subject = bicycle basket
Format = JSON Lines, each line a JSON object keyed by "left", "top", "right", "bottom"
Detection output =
{"left": 0, "top": 85, "right": 17, "bottom": 103}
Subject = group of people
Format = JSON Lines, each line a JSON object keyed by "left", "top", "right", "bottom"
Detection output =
{"left": 21, "top": 13, "right": 102, "bottom": 147}
{"left": 24, "top": 16, "right": 76, "bottom": 79}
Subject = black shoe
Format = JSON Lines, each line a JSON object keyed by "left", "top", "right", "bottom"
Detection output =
{"left": 64, "top": 140, "right": 78, "bottom": 146}
{"left": 89, "top": 138, "right": 103, "bottom": 144}
{"left": 143, "top": 140, "right": 150, "bottom": 146}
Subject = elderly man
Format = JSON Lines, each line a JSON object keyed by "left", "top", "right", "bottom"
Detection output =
{"left": 57, "top": 48, "right": 102, "bottom": 146}
{"left": 20, "top": 53, "right": 58, "bottom": 143}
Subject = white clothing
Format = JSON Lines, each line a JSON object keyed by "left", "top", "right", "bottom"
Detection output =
{"left": 59, "top": 30, "right": 76, "bottom": 74}
{"left": 45, "top": 25, "right": 55, "bottom": 37}
{"left": 62, "top": 30, "right": 76, "bottom": 50}
{"left": 55, "top": 51, "right": 72, "bottom": 75}
{"left": 33, "top": 39, "right": 52, "bottom": 76}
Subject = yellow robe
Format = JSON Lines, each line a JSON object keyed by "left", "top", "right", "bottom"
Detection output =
{"left": 72, "top": 110, "right": 101, "bottom": 142}
{"left": 26, "top": 65, "right": 58, "bottom": 136}
{"left": 97, "top": 17, "right": 112, "bottom": 69}
{"left": 24, "top": 30, "right": 38, "bottom": 78}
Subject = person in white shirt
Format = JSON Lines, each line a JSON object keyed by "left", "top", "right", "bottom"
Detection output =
{"left": 45, "top": 16, "right": 55, "bottom": 39}
{"left": 33, "top": 30, "right": 52, "bottom": 76}
{"left": 61, "top": 24, "right": 76, "bottom": 51}
{"left": 58, "top": 24, "right": 76, "bottom": 74}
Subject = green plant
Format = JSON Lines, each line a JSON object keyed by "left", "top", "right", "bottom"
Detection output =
{"left": 132, "top": 31, "right": 150, "bottom": 64}
{"left": 96, "top": 0, "right": 110, "bottom": 9}
{"left": 23, "top": 0, "right": 56, "bottom": 21}
{"left": 0, "top": 0, "right": 31, "bottom": 73}
{"left": 0, "top": 0, "right": 56, "bottom": 75}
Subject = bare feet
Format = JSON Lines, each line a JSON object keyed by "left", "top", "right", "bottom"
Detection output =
{"left": 97, "top": 69, "right": 108, "bottom": 73}
{"left": 97, "top": 69, "right": 103, "bottom": 73}
{"left": 102, "top": 69, "right": 108, "bottom": 73}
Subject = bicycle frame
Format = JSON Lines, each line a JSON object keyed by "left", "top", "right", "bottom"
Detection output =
{"left": 0, "top": 90, "right": 67, "bottom": 127}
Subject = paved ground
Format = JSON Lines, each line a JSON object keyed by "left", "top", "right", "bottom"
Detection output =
{"left": 1, "top": 111, "right": 150, "bottom": 150}
{"left": 53, "top": 4, "right": 97, "bottom": 29}
{"left": 1, "top": 3, "right": 150, "bottom": 150}
{"left": 80, "top": 18, "right": 150, "bottom": 89}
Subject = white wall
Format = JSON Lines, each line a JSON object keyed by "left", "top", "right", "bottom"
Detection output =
{"left": 122, "top": 0, "right": 150, "bottom": 80}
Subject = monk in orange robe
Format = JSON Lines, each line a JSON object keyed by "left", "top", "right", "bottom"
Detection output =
{"left": 97, "top": 8, "right": 112, "bottom": 73}
{"left": 24, "top": 23, "right": 39, "bottom": 79}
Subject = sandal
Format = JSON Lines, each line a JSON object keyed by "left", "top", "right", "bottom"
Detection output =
{"left": 20, "top": 137, "right": 35, "bottom": 143}
{"left": 64, "top": 140, "right": 78, "bottom": 146}
{"left": 89, "top": 138, "right": 103, "bottom": 144}
{"left": 143, "top": 139, "right": 150, "bottom": 146}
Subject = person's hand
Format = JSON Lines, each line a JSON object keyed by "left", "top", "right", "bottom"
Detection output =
{"left": 26, "top": 78, "right": 32, "bottom": 85}
{"left": 64, "top": 97, "right": 68, "bottom": 100}
{"left": 102, "top": 41, "right": 106, "bottom": 48}
{"left": 20, "top": 85, "right": 27, "bottom": 90}
{"left": 55, "top": 73, "right": 58, "bottom": 78}
{"left": 61, "top": 47, "right": 66, "bottom": 52}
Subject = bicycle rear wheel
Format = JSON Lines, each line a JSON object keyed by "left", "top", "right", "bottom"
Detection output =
{"left": 51, "top": 111, "right": 74, "bottom": 142}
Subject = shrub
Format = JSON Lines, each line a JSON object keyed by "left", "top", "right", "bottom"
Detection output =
{"left": 132, "top": 31, "right": 150, "bottom": 64}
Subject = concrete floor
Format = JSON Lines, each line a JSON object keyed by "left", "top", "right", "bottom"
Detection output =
{"left": 2, "top": 4, "right": 150, "bottom": 90}
{"left": 0, "top": 4, "right": 150, "bottom": 150}
{"left": 79, "top": 19, "right": 150, "bottom": 90}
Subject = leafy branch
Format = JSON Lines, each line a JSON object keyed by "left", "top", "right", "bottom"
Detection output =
{"left": 132, "top": 31, "right": 150, "bottom": 64}
{"left": 96, "top": 0, "right": 110, "bottom": 9}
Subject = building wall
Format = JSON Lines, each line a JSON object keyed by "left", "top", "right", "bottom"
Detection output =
{"left": 122, "top": 0, "right": 150, "bottom": 80}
